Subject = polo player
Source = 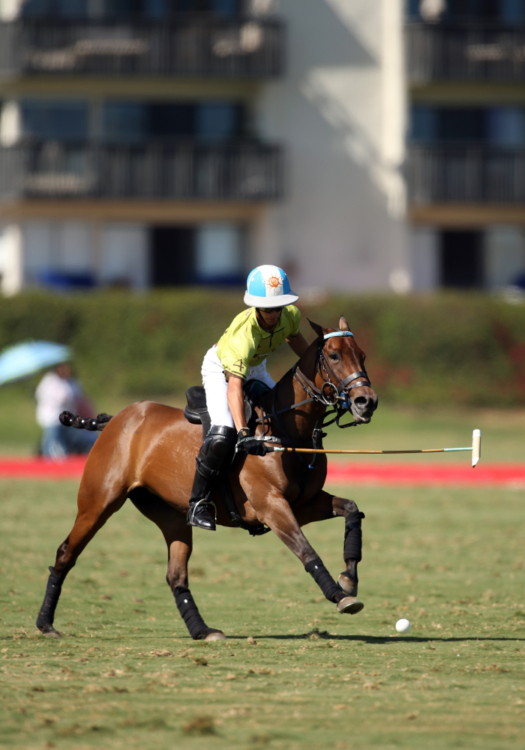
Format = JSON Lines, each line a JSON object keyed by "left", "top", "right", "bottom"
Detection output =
{"left": 186, "top": 265, "right": 309, "bottom": 531}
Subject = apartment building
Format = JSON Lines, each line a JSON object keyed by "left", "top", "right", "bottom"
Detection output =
{"left": 406, "top": 0, "right": 525, "bottom": 291}
{"left": 0, "top": 0, "right": 409, "bottom": 294}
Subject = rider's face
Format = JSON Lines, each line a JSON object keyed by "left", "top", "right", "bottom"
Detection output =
{"left": 258, "top": 307, "right": 283, "bottom": 327}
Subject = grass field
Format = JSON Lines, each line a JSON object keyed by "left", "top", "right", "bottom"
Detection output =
{"left": 1, "top": 475, "right": 524, "bottom": 750}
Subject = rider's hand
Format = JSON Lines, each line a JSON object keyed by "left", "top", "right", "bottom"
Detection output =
{"left": 236, "top": 428, "right": 271, "bottom": 456}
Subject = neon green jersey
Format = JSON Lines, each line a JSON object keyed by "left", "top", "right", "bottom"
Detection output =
{"left": 216, "top": 305, "right": 301, "bottom": 380}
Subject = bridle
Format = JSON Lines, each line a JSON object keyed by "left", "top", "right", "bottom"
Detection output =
{"left": 252, "top": 329, "right": 373, "bottom": 481}
{"left": 294, "top": 330, "right": 371, "bottom": 415}
{"left": 257, "top": 330, "right": 372, "bottom": 432}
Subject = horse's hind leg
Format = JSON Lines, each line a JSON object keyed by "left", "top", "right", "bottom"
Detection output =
{"left": 36, "top": 484, "right": 127, "bottom": 637}
{"left": 129, "top": 489, "right": 225, "bottom": 641}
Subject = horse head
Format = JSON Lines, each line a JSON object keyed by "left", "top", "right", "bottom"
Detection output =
{"left": 308, "top": 316, "right": 378, "bottom": 424}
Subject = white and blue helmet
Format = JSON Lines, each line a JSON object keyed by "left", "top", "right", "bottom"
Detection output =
{"left": 244, "top": 265, "right": 299, "bottom": 308}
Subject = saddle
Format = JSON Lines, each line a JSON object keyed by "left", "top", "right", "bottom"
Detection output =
{"left": 183, "top": 380, "right": 272, "bottom": 536}
{"left": 183, "top": 379, "right": 271, "bottom": 439}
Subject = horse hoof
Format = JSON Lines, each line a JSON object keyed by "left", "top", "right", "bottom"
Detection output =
{"left": 202, "top": 629, "right": 226, "bottom": 641}
{"left": 39, "top": 625, "right": 62, "bottom": 638}
{"left": 338, "top": 573, "right": 358, "bottom": 596}
{"left": 337, "top": 596, "right": 364, "bottom": 615}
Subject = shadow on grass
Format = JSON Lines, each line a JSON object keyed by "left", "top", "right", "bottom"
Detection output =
{"left": 227, "top": 630, "right": 525, "bottom": 644}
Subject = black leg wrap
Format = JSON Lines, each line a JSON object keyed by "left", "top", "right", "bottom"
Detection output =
{"left": 36, "top": 567, "right": 65, "bottom": 632}
{"left": 174, "top": 585, "right": 209, "bottom": 640}
{"left": 305, "top": 557, "right": 342, "bottom": 603}
{"left": 344, "top": 511, "right": 365, "bottom": 562}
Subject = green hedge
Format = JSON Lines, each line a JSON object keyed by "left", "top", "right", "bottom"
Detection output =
{"left": 0, "top": 290, "right": 524, "bottom": 407}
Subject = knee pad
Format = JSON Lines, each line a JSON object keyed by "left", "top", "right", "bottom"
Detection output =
{"left": 208, "top": 425, "right": 237, "bottom": 460}
{"left": 198, "top": 425, "right": 237, "bottom": 472}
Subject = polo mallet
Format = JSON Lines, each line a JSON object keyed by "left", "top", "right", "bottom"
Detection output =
{"left": 270, "top": 429, "right": 481, "bottom": 468}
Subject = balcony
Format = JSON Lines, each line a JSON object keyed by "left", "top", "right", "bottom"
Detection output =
{"left": 0, "top": 140, "right": 283, "bottom": 201}
{"left": 0, "top": 17, "right": 284, "bottom": 79}
{"left": 406, "top": 22, "right": 525, "bottom": 83}
{"left": 408, "top": 145, "right": 525, "bottom": 203}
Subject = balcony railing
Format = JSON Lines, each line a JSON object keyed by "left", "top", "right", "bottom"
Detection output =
{"left": 406, "top": 22, "right": 525, "bottom": 82}
{"left": 408, "top": 145, "right": 525, "bottom": 203}
{"left": 0, "top": 17, "right": 284, "bottom": 78}
{"left": 0, "top": 140, "right": 283, "bottom": 201}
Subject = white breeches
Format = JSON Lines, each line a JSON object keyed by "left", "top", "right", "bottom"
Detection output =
{"left": 201, "top": 345, "right": 275, "bottom": 428}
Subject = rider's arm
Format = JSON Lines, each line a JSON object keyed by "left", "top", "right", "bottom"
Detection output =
{"left": 226, "top": 374, "right": 248, "bottom": 432}
{"left": 286, "top": 332, "right": 309, "bottom": 358}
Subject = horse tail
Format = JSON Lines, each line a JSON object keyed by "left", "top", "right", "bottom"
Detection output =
{"left": 59, "top": 411, "right": 113, "bottom": 432}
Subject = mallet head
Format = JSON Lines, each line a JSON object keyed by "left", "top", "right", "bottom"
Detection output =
{"left": 472, "top": 429, "right": 481, "bottom": 468}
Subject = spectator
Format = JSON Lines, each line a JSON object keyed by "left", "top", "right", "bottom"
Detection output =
{"left": 35, "top": 362, "right": 98, "bottom": 458}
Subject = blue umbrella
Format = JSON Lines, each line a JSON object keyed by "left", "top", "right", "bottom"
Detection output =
{"left": 0, "top": 340, "right": 72, "bottom": 386}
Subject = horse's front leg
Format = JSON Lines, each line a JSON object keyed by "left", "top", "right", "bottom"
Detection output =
{"left": 295, "top": 490, "right": 365, "bottom": 605}
{"left": 331, "top": 495, "right": 364, "bottom": 598}
{"left": 262, "top": 492, "right": 362, "bottom": 615}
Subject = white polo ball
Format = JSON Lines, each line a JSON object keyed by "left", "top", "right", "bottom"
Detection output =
{"left": 395, "top": 618, "right": 411, "bottom": 633}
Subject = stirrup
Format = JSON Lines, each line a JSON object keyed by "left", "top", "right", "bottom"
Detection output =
{"left": 187, "top": 498, "right": 217, "bottom": 531}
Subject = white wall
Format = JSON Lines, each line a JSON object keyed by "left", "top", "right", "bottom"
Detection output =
{"left": 253, "top": 0, "right": 409, "bottom": 292}
{"left": 0, "top": 101, "right": 21, "bottom": 146}
{"left": 0, "top": 223, "right": 23, "bottom": 295}
{"left": 0, "top": 0, "right": 23, "bottom": 21}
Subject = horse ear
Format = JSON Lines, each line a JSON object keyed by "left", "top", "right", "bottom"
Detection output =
{"left": 339, "top": 316, "right": 350, "bottom": 331}
{"left": 308, "top": 318, "right": 324, "bottom": 338}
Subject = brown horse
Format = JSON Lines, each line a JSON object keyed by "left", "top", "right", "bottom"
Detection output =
{"left": 36, "top": 317, "right": 377, "bottom": 640}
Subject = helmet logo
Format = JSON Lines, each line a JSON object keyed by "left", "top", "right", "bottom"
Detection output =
{"left": 265, "top": 274, "right": 282, "bottom": 291}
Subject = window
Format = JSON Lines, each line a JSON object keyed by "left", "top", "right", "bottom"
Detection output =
{"left": 150, "top": 223, "right": 244, "bottom": 286}
{"left": 103, "top": 0, "right": 240, "bottom": 17}
{"left": 500, "top": 0, "right": 525, "bottom": 21}
{"left": 196, "top": 103, "right": 241, "bottom": 142}
{"left": 487, "top": 107, "right": 525, "bottom": 147}
{"left": 173, "top": 0, "right": 240, "bottom": 14}
{"left": 410, "top": 106, "right": 438, "bottom": 143}
{"left": 440, "top": 108, "right": 485, "bottom": 142}
{"left": 103, "top": 0, "right": 143, "bottom": 15}
{"left": 440, "top": 231, "right": 484, "bottom": 288}
{"left": 406, "top": 0, "right": 525, "bottom": 22}
{"left": 102, "top": 103, "right": 148, "bottom": 144}
{"left": 102, "top": 101, "right": 243, "bottom": 143}
{"left": 21, "top": 100, "right": 88, "bottom": 142}
{"left": 409, "top": 105, "right": 525, "bottom": 145}
{"left": 149, "top": 104, "right": 194, "bottom": 139}
{"left": 195, "top": 224, "right": 243, "bottom": 283}
{"left": 21, "top": 0, "right": 88, "bottom": 17}
{"left": 150, "top": 227, "right": 195, "bottom": 286}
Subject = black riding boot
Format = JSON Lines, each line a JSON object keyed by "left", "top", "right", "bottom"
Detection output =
{"left": 187, "top": 425, "right": 237, "bottom": 531}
